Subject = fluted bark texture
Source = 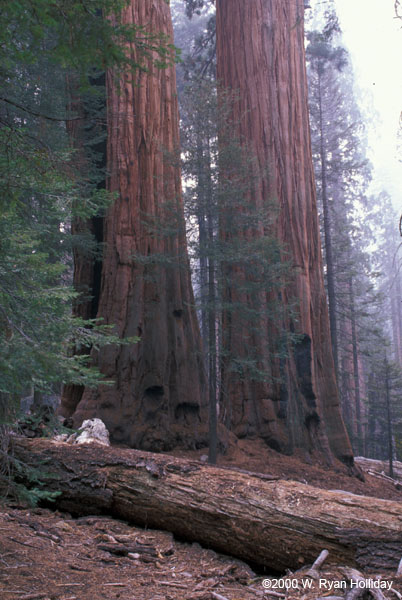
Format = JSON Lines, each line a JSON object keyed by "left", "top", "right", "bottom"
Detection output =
{"left": 216, "top": 0, "right": 352, "bottom": 462}
{"left": 61, "top": 1, "right": 208, "bottom": 450}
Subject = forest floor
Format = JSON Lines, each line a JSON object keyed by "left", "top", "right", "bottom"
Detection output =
{"left": 172, "top": 437, "right": 402, "bottom": 500}
{"left": 1, "top": 438, "right": 401, "bottom": 600}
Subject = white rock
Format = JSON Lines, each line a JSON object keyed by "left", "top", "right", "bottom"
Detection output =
{"left": 74, "top": 418, "right": 110, "bottom": 446}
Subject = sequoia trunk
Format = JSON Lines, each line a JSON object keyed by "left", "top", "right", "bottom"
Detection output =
{"left": 60, "top": 1, "right": 208, "bottom": 450}
{"left": 215, "top": 0, "right": 352, "bottom": 462}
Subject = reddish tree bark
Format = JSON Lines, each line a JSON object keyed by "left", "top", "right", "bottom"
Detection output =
{"left": 60, "top": 1, "right": 208, "bottom": 450}
{"left": 216, "top": 0, "right": 352, "bottom": 462}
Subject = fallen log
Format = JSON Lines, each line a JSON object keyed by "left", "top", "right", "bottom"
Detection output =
{"left": 355, "top": 457, "right": 402, "bottom": 481}
{"left": 11, "top": 438, "right": 402, "bottom": 572}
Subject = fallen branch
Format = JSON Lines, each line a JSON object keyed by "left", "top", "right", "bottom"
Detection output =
{"left": 211, "top": 593, "right": 230, "bottom": 600}
{"left": 306, "top": 549, "right": 329, "bottom": 578}
{"left": 367, "top": 470, "right": 395, "bottom": 483}
{"left": 341, "top": 567, "right": 386, "bottom": 600}
{"left": 17, "top": 595, "right": 49, "bottom": 600}
{"left": 355, "top": 457, "right": 402, "bottom": 481}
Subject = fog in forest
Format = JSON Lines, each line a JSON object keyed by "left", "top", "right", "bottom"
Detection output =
{"left": 171, "top": 0, "right": 402, "bottom": 462}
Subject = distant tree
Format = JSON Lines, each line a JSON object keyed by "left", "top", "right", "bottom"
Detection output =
{"left": 306, "top": 15, "right": 376, "bottom": 455}
{"left": 366, "top": 349, "right": 402, "bottom": 474}
{"left": 180, "top": 80, "right": 218, "bottom": 461}
{"left": 352, "top": 191, "right": 402, "bottom": 462}
{"left": 307, "top": 33, "right": 347, "bottom": 375}
{"left": 171, "top": 0, "right": 216, "bottom": 87}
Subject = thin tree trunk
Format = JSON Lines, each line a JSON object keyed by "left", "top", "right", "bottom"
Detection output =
{"left": 215, "top": 0, "right": 352, "bottom": 463}
{"left": 207, "top": 143, "right": 217, "bottom": 463}
{"left": 384, "top": 357, "right": 394, "bottom": 478}
{"left": 339, "top": 307, "right": 353, "bottom": 441}
{"left": 208, "top": 264, "right": 217, "bottom": 463}
{"left": 391, "top": 293, "right": 400, "bottom": 364}
{"left": 318, "top": 74, "right": 339, "bottom": 378}
{"left": 196, "top": 133, "right": 209, "bottom": 353}
{"left": 367, "top": 372, "right": 377, "bottom": 458}
{"left": 349, "top": 277, "right": 363, "bottom": 455}
{"left": 393, "top": 275, "right": 402, "bottom": 366}
{"left": 396, "top": 276, "right": 402, "bottom": 364}
{"left": 61, "top": 1, "right": 208, "bottom": 450}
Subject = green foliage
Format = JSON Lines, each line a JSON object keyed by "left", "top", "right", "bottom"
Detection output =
{"left": 361, "top": 194, "right": 402, "bottom": 461}
{"left": 183, "top": 0, "right": 209, "bottom": 19}
{"left": 180, "top": 79, "right": 298, "bottom": 388}
{"left": 0, "top": 0, "right": 177, "bottom": 85}
{"left": 172, "top": 0, "right": 215, "bottom": 84}
{"left": 366, "top": 351, "right": 402, "bottom": 462}
{"left": 0, "top": 133, "right": 136, "bottom": 396}
{"left": 0, "top": 1, "right": 153, "bottom": 404}
{"left": 306, "top": 11, "right": 384, "bottom": 455}
{"left": 0, "top": 424, "right": 62, "bottom": 507}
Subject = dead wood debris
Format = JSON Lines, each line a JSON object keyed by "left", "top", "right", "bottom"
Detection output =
{"left": 0, "top": 507, "right": 261, "bottom": 600}
{"left": 305, "top": 549, "right": 330, "bottom": 579}
{"left": 17, "top": 594, "right": 49, "bottom": 600}
{"left": 0, "top": 508, "right": 401, "bottom": 600}
{"left": 341, "top": 567, "right": 387, "bottom": 600}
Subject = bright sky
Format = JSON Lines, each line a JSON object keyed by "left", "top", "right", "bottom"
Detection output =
{"left": 330, "top": 0, "right": 402, "bottom": 211}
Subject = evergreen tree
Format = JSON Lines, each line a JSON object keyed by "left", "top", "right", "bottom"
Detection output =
{"left": 342, "top": 190, "right": 402, "bottom": 461}
{"left": 0, "top": 1, "right": 173, "bottom": 402}
{"left": 366, "top": 347, "right": 402, "bottom": 471}
{"left": 0, "top": 0, "right": 174, "bottom": 501}
{"left": 306, "top": 13, "right": 375, "bottom": 454}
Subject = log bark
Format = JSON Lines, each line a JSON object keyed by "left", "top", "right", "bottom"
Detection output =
{"left": 13, "top": 438, "right": 402, "bottom": 573}
{"left": 60, "top": 1, "right": 208, "bottom": 450}
{"left": 215, "top": 0, "right": 352, "bottom": 463}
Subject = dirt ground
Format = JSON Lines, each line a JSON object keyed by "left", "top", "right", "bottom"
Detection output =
{"left": 1, "top": 438, "right": 401, "bottom": 600}
{"left": 172, "top": 437, "right": 402, "bottom": 501}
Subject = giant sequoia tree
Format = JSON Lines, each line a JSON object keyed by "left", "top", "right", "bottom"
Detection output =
{"left": 60, "top": 1, "right": 208, "bottom": 450}
{"left": 215, "top": 0, "right": 352, "bottom": 462}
